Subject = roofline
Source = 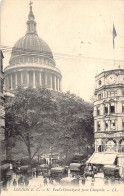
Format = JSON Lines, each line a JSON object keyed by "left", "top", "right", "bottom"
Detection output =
{"left": 95, "top": 68, "right": 124, "bottom": 78}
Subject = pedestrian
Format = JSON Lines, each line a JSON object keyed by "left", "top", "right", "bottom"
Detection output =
{"left": 2, "top": 178, "right": 7, "bottom": 190}
{"left": 24, "top": 177, "right": 29, "bottom": 187}
{"left": 44, "top": 177, "right": 47, "bottom": 186}
{"left": 91, "top": 177, "right": 95, "bottom": 186}
{"left": 104, "top": 178, "right": 108, "bottom": 185}
{"left": 82, "top": 176, "right": 85, "bottom": 185}
{"left": 89, "top": 164, "right": 92, "bottom": 171}
{"left": 33, "top": 171, "right": 36, "bottom": 177}
{"left": 18, "top": 176, "right": 23, "bottom": 186}
{"left": 49, "top": 177, "right": 53, "bottom": 185}
{"left": 36, "top": 170, "right": 38, "bottom": 177}
{"left": 13, "top": 179, "right": 17, "bottom": 187}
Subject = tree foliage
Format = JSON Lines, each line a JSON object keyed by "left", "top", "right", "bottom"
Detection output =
{"left": 5, "top": 88, "right": 94, "bottom": 164}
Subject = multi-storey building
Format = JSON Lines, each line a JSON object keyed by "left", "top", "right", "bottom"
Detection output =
{"left": 87, "top": 69, "right": 124, "bottom": 172}
{"left": 0, "top": 51, "right": 6, "bottom": 161}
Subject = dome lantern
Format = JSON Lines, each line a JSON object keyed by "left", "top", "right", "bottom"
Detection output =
{"left": 26, "top": 1, "right": 37, "bottom": 34}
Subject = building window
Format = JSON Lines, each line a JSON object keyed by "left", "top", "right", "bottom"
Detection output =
{"left": 104, "top": 104, "right": 108, "bottom": 114}
{"left": 107, "top": 91, "right": 117, "bottom": 97}
{"left": 98, "top": 93, "right": 103, "bottom": 100}
{"left": 96, "top": 107, "right": 100, "bottom": 116}
{"left": 107, "top": 92, "right": 110, "bottom": 97}
{"left": 97, "top": 121, "right": 101, "bottom": 131}
{"left": 98, "top": 145, "right": 102, "bottom": 152}
{"left": 110, "top": 103, "right": 115, "bottom": 113}
{"left": 105, "top": 121, "right": 108, "bottom": 130}
{"left": 110, "top": 120, "right": 116, "bottom": 130}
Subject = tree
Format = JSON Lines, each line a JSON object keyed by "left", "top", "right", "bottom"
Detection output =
{"left": 53, "top": 91, "right": 94, "bottom": 163}
{"left": 5, "top": 88, "right": 94, "bottom": 165}
{"left": 5, "top": 87, "right": 58, "bottom": 166}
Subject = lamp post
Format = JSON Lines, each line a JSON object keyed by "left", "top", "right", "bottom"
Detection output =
{"left": 49, "top": 145, "right": 52, "bottom": 169}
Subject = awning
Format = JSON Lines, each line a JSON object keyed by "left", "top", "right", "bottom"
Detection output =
{"left": 104, "top": 165, "right": 119, "bottom": 169}
{"left": 102, "top": 154, "right": 117, "bottom": 165}
{"left": 87, "top": 153, "right": 104, "bottom": 164}
{"left": 87, "top": 153, "right": 117, "bottom": 165}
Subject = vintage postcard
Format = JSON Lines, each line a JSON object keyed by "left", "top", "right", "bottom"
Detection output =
{"left": 0, "top": 0, "right": 124, "bottom": 195}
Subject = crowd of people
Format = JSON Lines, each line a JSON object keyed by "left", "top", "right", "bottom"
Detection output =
{"left": 1, "top": 163, "right": 124, "bottom": 191}
{"left": 2, "top": 165, "right": 57, "bottom": 191}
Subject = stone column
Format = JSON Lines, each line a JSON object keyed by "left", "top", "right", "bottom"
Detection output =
{"left": 108, "top": 120, "right": 111, "bottom": 131}
{"left": 57, "top": 77, "right": 59, "bottom": 91}
{"left": 33, "top": 71, "right": 36, "bottom": 88}
{"left": 39, "top": 72, "right": 42, "bottom": 87}
{"left": 15, "top": 73, "right": 17, "bottom": 89}
{"left": 27, "top": 72, "right": 29, "bottom": 87}
{"left": 108, "top": 103, "right": 110, "bottom": 114}
{"left": 21, "top": 72, "right": 23, "bottom": 86}
{"left": 58, "top": 78, "right": 60, "bottom": 91}
{"left": 54, "top": 75, "right": 56, "bottom": 91}
{"left": 56, "top": 77, "right": 58, "bottom": 91}
{"left": 50, "top": 75, "right": 52, "bottom": 89}
{"left": 45, "top": 72, "right": 47, "bottom": 87}
{"left": 10, "top": 74, "right": 13, "bottom": 90}
{"left": 116, "top": 139, "right": 119, "bottom": 153}
{"left": 60, "top": 78, "right": 62, "bottom": 92}
{"left": 103, "top": 120, "right": 105, "bottom": 132}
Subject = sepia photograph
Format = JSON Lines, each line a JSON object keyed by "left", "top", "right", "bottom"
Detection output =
{"left": 0, "top": 0, "right": 124, "bottom": 195}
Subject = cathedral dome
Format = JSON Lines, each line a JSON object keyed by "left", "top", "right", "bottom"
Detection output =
{"left": 9, "top": 34, "right": 55, "bottom": 66}
{"left": 4, "top": 2, "right": 62, "bottom": 93}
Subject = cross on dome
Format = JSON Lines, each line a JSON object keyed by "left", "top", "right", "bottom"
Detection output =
{"left": 29, "top": 1, "right": 33, "bottom": 6}
{"left": 29, "top": 1, "right": 33, "bottom": 9}
{"left": 29, "top": 1, "right": 33, "bottom": 12}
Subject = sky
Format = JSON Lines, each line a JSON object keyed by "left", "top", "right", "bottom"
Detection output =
{"left": 1, "top": 0, "right": 124, "bottom": 102}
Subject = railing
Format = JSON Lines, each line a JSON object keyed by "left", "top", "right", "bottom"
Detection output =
{"left": 95, "top": 131, "right": 124, "bottom": 139}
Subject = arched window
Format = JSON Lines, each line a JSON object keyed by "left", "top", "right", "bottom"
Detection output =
{"left": 106, "top": 140, "right": 116, "bottom": 152}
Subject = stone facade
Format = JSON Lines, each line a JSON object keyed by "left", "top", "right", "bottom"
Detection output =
{"left": 94, "top": 69, "right": 124, "bottom": 167}
{"left": 0, "top": 51, "right": 6, "bottom": 161}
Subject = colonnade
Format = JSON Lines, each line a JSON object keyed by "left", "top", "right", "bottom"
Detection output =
{"left": 5, "top": 70, "right": 61, "bottom": 92}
